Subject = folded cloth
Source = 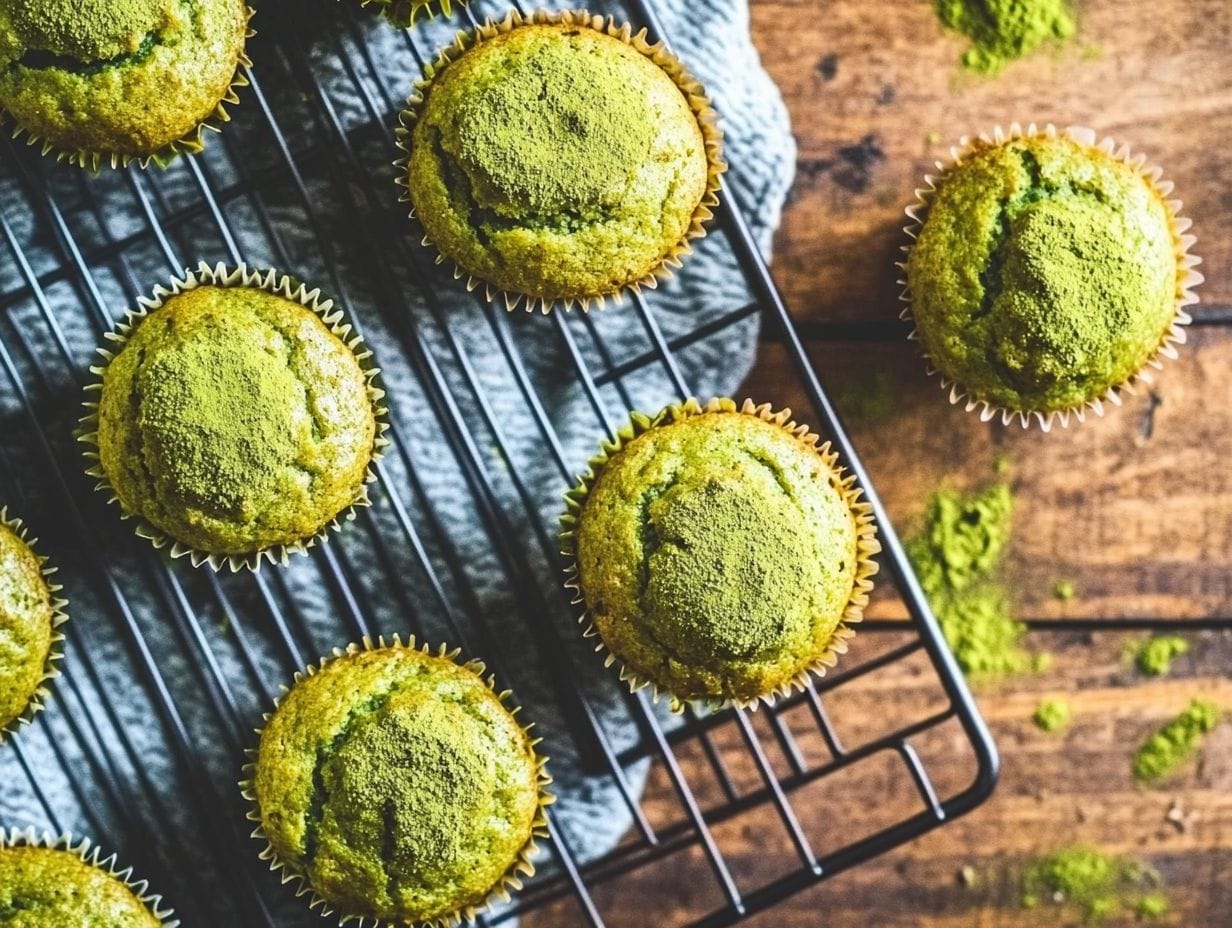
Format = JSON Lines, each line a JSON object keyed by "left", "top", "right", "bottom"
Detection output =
{"left": 0, "top": 0, "right": 794, "bottom": 923}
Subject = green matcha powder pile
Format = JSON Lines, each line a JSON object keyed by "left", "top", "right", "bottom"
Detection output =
{"left": 1022, "top": 846, "right": 1167, "bottom": 922}
{"left": 907, "top": 482, "right": 1042, "bottom": 678}
{"left": 1132, "top": 699, "right": 1222, "bottom": 784}
{"left": 935, "top": 0, "right": 1076, "bottom": 74}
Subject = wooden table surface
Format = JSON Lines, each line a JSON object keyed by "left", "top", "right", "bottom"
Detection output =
{"left": 530, "top": 1, "right": 1232, "bottom": 925}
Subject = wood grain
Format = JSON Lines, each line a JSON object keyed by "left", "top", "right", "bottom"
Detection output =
{"left": 532, "top": 0, "right": 1232, "bottom": 924}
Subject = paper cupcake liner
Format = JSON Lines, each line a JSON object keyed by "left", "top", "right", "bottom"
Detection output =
{"left": 560, "top": 397, "right": 881, "bottom": 713}
{"left": 0, "top": 826, "right": 180, "bottom": 927}
{"left": 898, "top": 122, "right": 1203, "bottom": 431}
{"left": 239, "top": 634, "right": 554, "bottom": 928}
{"left": 2, "top": 8, "right": 255, "bottom": 171}
{"left": 77, "top": 262, "right": 390, "bottom": 573}
{"left": 358, "top": 0, "right": 454, "bottom": 28}
{"left": 393, "top": 8, "right": 727, "bottom": 314}
{"left": 0, "top": 508, "right": 69, "bottom": 744}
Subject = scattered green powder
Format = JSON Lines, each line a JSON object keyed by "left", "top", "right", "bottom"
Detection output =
{"left": 1132, "top": 699, "right": 1222, "bottom": 784}
{"left": 1053, "top": 579, "right": 1076, "bottom": 601}
{"left": 934, "top": 0, "right": 1076, "bottom": 75}
{"left": 907, "top": 483, "right": 1043, "bottom": 678}
{"left": 1021, "top": 846, "right": 1164, "bottom": 922}
{"left": 1033, "top": 698, "right": 1070, "bottom": 733}
{"left": 1137, "top": 893, "right": 1169, "bottom": 919}
{"left": 1134, "top": 635, "right": 1190, "bottom": 678}
{"left": 925, "top": 130, "right": 942, "bottom": 146}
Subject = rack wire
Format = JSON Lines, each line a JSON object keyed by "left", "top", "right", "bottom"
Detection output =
{"left": 0, "top": 1, "right": 997, "bottom": 925}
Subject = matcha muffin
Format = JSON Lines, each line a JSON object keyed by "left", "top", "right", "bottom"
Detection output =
{"left": 0, "top": 0, "right": 252, "bottom": 169}
{"left": 83, "top": 265, "right": 383, "bottom": 570}
{"left": 904, "top": 126, "right": 1199, "bottom": 426}
{"left": 0, "top": 511, "right": 64, "bottom": 738}
{"left": 398, "top": 10, "right": 724, "bottom": 310}
{"left": 246, "top": 639, "right": 550, "bottom": 926}
{"left": 0, "top": 836, "right": 169, "bottom": 927}
{"left": 562, "top": 398, "right": 880, "bottom": 709}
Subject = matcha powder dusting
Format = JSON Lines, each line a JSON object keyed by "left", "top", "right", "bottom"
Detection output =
{"left": 907, "top": 483, "right": 1040, "bottom": 679}
{"left": 935, "top": 0, "right": 1076, "bottom": 74}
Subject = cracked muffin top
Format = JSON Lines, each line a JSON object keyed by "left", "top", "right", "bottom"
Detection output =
{"left": 0, "top": 0, "right": 249, "bottom": 165}
{"left": 252, "top": 645, "right": 543, "bottom": 925}
{"left": 95, "top": 284, "right": 377, "bottom": 558}
{"left": 571, "top": 406, "right": 862, "bottom": 705}
{"left": 0, "top": 521, "right": 54, "bottom": 734}
{"left": 0, "top": 844, "right": 162, "bottom": 927}
{"left": 405, "top": 21, "right": 711, "bottom": 304}
{"left": 906, "top": 133, "right": 1179, "bottom": 414}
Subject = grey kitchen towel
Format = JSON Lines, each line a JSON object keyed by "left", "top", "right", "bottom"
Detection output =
{"left": 0, "top": 0, "right": 795, "bottom": 923}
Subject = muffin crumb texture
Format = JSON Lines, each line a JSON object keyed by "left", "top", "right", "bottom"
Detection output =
{"left": 908, "top": 134, "right": 1178, "bottom": 414}
{"left": 408, "top": 22, "right": 710, "bottom": 302}
{"left": 575, "top": 409, "right": 860, "bottom": 704}
{"left": 0, "top": 845, "right": 161, "bottom": 927}
{"left": 0, "top": 0, "right": 248, "bottom": 160}
{"left": 0, "top": 522, "right": 53, "bottom": 731}
{"left": 96, "top": 285, "right": 376, "bottom": 557}
{"left": 253, "top": 646, "right": 541, "bottom": 924}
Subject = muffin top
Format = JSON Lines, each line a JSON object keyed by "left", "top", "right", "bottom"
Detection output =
{"left": 573, "top": 408, "right": 861, "bottom": 704}
{"left": 96, "top": 285, "right": 376, "bottom": 557}
{"left": 907, "top": 133, "right": 1179, "bottom": 413}
{"left": 253, "top": 646, "right": 542, "bottom": 925}
{"left": 407, "top": 21, "right": 711, "bottom": 303}
{"left": 0, "top": 0, "right": 248, "bottom": 160}
{"left": 0, "top": 522, "right": 54, "bottom": 732}
{"left": 0, "top": 845, "right": 162, "bottom": 927}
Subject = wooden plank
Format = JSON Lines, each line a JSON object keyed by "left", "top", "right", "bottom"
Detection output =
{"left": 739, "top": 326, "right": 1232, "bottom": 622}
{"left": 525, "top": 631, "right": 1232, "bottom": 927}
{"left": 747, "top": 0, "right": 1232, "bottom": 322}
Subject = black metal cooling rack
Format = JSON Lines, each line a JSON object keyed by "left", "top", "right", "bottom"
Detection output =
{"left": 0, "top": 1, "right": 997, "bottom": 925}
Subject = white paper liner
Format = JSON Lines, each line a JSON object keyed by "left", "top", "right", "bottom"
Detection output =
{"left": 0, "top": 508, "right": 68, "bottom": 743}
{"left": 358, "top": 0, "right": 454, "bottom": 28}
{"left": 0, "top": 827, "right": 179, "bottom": 926}
{"left": 77, "top": 262, "right": 390, "bottom": 573}
{"left": 560, "top": 397, "right": 881, "bottom": 713}
{"left": 2, "top": 7, "right": 255, "bottom": 171}
{"left": 898, "top": 122, "right": 1203, "bottom": 431}
{"left": 393, "top": 8, "right": 727, "bottom": 314}
{"left": 239, "top": 635, "right": 553, "bottom": 928}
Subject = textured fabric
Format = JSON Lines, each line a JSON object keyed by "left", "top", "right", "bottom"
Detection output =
{"left": 0, "top": 1, "right": 794, "bottom": 923}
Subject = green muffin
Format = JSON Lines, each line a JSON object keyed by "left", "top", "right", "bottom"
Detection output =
{"left": 249, "top": 642, "right": 547, "bottom": 926}
{"left": 906, "top": 131, "right": 1183, "bottom": 417}
{"left": 0, "top": 843, "right": 163, "bottom": 927}
{"left": 401, "top": 13, "right": 720, "bottom": 307}
{"left": 564, "top": 399, "right": 878, "bottom": 708}
{"left": 0, "top": 0, "right": 250, "bottom": 168}
{"left": 90, "top": 275, "right": 379, "bottom": 565}
{"left": 0, "top": 518, "right": 56, "bottom": 735}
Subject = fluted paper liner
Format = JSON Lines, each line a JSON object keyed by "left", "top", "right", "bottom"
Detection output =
{"left": 0, "top": 827, "right": 179, "bottom": 926}
{"left": 360, "top": 0, "right": 454, "bottom": 28}
{"left": 2, "top": 7, "right": 255, "bottom": 171}
{"left": 0, "top": 509, "right": 68, "bottom": 743}
{"left": 561, "top": 397, "right": 881, "bottom": 713}
{"left": 239, "top": 635, "right": 554, "bottom": 928}
{"left": 393, "top": 8, "right": 727, "bottom": 314}
{"left": 899, "top": 123, "right": 1203, "bottom": 431}
{"left": 78, "top": 262, "right": 389, "bottom": 573}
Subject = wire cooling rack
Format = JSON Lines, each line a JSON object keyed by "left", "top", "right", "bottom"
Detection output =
{"left": 0, "top": 0, "right": 997, "bottom": 925}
